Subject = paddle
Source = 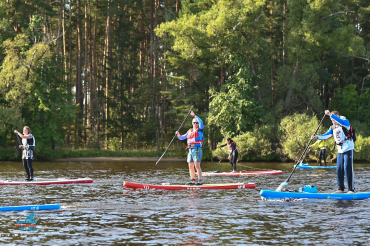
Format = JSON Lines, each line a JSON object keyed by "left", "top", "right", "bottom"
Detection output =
{"left": 218, "top": 146, "right": 241, "bottom": 172}
{"left": 155, "top": 105, "right": 194, "bottom": 165}
{"left": 14, "top": 132, "right": 22, "bottom": 152}
{"left": 276, "top": 114, "right": 326, "bottom": 191}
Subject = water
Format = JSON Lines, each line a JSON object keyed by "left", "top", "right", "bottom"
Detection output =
{"left": 0, "top": 160, "right": 370, "bottom": 245}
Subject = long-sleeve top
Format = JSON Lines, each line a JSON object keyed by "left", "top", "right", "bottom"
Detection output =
{"left": 317, "top": 114, "right": 354, "bottom": 153}
{"left": 220, "top": 142, "right": 238, "bottom": 156}
{"left": 311, "top": 140, "right": 325, "bottom": 149}
{"left": 178, "top": 116, "right": 204, "bottom": 148}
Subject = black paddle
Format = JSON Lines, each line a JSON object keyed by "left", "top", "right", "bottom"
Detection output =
{"left": 14, "top": 132, "right": 22, "bottom": 152}
{"left": 276, "top": 114, "right": 326, "bottom": 191}
{"left": 155, "top": 105, "right": 194, "bottom": 165}
{"left": 218, "top": 146, "right": 241, "bottom": 172}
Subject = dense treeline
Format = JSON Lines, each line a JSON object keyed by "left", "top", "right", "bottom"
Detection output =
{"left": 0, "top": 0, "right": 369, "bottom": 161}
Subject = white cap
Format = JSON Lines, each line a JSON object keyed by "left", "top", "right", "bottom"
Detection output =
{"left": 192, "top": 118, "right": 198, "bottom": 123}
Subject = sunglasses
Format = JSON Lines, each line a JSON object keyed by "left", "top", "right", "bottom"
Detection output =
{"left": 193, "top": 122, "right": 199, "bottom": 124}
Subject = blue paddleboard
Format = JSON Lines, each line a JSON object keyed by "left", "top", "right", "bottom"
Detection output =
{"left": 0, "top": 204, "right": 61, "bottom": 212}
{"left": 260, "top": 190, "right": 370, "bottom": 200}
{"left": 297, "top": 163, "right": 336, "bottom": 169}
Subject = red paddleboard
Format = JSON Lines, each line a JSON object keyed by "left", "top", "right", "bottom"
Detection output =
{"left": 123, "top": 181, "right": 256, "bottom": 190}
{"left": 202, "top": 170, "right": 283, "bottom": 176}
{"left": 0, "top": 178, "right": 94, "bottom": 185}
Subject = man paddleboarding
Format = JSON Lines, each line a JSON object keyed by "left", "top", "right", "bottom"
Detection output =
{"left": 311, "top": 110, "right": 355, "bottom": 193}
{"left": 176, "top": 110, "right": 204, "bottom": 185}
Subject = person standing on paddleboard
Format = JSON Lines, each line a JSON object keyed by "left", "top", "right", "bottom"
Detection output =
{"left": 14, "top": 126, "right": 36, "bottom": 181}
{"left": 218, "top": 138, "right": 238, "bottom": 172}
{"left": 309, "top": 140, "right": 326, "bottom": 166}
{"left": 176, "top": 110, "right": 204, "bottom": 185}
{"left": 311, "top": 110, "right": 355, "bottom": 193}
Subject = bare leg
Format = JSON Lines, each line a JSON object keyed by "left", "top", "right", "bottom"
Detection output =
{"left": 195, "top": 161, "right": 202, "bottom": 183}
{"left": 189, "top": 162, "right": 195, "bottom": 179}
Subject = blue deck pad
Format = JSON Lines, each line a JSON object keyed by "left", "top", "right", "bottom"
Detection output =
{"left": 260, "top": 190, "right": 370, "bottom": 200}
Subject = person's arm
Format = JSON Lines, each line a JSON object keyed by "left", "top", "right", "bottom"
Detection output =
{"left": 330, "top": 114, "right": 350, "bottom": 130}
{"left": 218, "top": 143, "right": 227, "bottom": 148}
{"left": 311, "top": 140, "right": 320, "bottom": 148}
{"left": 14, "top": 130, "right": 31, "bottom": 139}
{"left": 176, "top": 130, "right": 188, "bottom": 140}
{"left": 194, "top": 115, "right": 204, "bottom": 130}
{"left": 317, "top": 127, "right": 333, "bottom": 140}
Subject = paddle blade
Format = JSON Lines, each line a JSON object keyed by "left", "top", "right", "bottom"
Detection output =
{"left": 276, "top": 181, "right": 288, "bottom": 191}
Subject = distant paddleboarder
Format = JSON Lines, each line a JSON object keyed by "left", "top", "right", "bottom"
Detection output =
{"left": 176, "top": 110, "right": 204, "bottom": 185}
{"left": 218, "top": 138, "right": 238, "bottom": 172}
{"left": 311, "top": 110, "right": 355, "bottom": 194}
{"left": 14, "top": 126, "right": 36, "bottom": 181}
{"left": 309, "top": 140, "right": 326, "bottom": 166}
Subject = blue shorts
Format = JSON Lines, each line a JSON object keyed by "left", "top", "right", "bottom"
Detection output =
{"left": 187, "top": 147, "right": 202, "bottom": 163}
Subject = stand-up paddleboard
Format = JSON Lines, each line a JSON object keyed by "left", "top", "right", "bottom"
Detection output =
{"left": 202, "top": 170, "right": 282, "bottom": 177}
{"left": 297, "top": 163, "right": 336, "bottom": 169}
{"left": 0, "top": 178, "right": 94, "bottom": 185}
{"left": 123, "top": 181, "right": 256, "bottom": 190}
{"left": 0, "top": 204, "right": 60, "bottom": 212}
{"left": 260, "top": 190, "right": 370, "bottom": 200}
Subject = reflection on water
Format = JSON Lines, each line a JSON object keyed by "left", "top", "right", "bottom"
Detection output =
{"left": 0, "top": 160, "right": 369, "bottom": 245}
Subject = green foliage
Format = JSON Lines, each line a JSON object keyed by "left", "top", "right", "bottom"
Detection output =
{"left": 330, "top": 84, "right": 359, "bottom": 121}
{"left": 354, "top": 135, "right": 370, "bottom": 161}
{"left": 25, "top": 57, "right": 76, "bottom": 149}
{"left": 0, "top": 107, "right": 23, "bottom": 136}
{"left": 279, "top": 113, "right": 324, "bottom": 161}
{"left": 212, "top": 124, "right": 277, "bottom": 161}
{"left": 209, "top": 59, "right": 264, "bottom": 137}
{"left": 108, "top": 137, "right": 121, "bottom": 151}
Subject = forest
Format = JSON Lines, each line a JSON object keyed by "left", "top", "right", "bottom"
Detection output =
{"left": 0, "top": 0, "right": 369, "bottom": 161}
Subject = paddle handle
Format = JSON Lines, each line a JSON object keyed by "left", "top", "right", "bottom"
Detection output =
{"left": 155, "top": 106, "right": 194, "bottom": 165}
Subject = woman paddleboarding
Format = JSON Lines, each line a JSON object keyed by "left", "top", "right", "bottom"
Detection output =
{"left": 14, "top": 126, "right": 36, "bottom": 181}
{"left": 218, "top": 137, "right": 239, "bottom": 172}
{"left": 176, "top": 110, "right": 204, "bottom": 185}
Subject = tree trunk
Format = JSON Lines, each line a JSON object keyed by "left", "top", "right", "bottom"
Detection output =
{"left": 104, "top": 0, "right": 112, "bottom": 149}
{"left": 76, "top": 0, "right": 83, "bottom": 141}
{"left": 283, "top": 62, "right": 301, "bottom": 116}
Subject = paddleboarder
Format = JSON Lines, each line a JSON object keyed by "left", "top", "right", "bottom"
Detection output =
{"left": 311, "top": 110, "right": 355, "bottom": 194}
{"left": 309, "top": 140, "right": 326, "bottom": 166}
{"left": 217, "top": 137, "right": 238, "bottom": 172}
{"left": 14, "top": 126, "right": 36, "bottom": 181}
{"left": 176, "top": 110, "right": 204, "bottom": 185}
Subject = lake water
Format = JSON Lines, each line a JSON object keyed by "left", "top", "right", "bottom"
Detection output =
{"left": 1, "top": 160, "right": 370, "bottom": 245}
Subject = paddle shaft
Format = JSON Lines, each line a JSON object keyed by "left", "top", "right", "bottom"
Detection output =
{"left": 219, "top": 147, "right": 240, "bottom": 171}
{"left": 15, "top": 133, "right": 22, "bottom": 149}
{"left": 155, "top": 106, "right": 194, "bottom": 165}
{"left": 279, "top": 114, "right": 326, "bottom": 187}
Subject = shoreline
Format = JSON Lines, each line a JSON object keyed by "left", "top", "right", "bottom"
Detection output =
{"left": 52, "top": 157, "right": 186, "bottom": 162}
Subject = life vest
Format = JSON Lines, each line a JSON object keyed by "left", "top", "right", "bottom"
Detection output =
{"left": 186, "top": 128, "right": 204, "bottom": 148}
{"left": 228, "top": 142, "right": 238, "bottom": 153}
{"left": 22, "top": 134, "right": 35, "bottom": 151}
